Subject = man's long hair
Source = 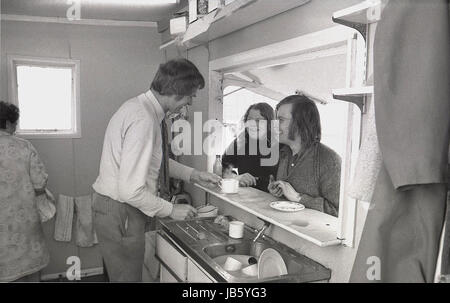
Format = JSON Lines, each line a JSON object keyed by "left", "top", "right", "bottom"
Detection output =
{"left": 276, "top": 95, "right": 321, "bottom": 149}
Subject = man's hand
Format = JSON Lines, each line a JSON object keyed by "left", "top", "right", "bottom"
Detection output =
{"left": 273, "top": 180, "right": 301, "bottom": 202}
{"left": 190, "top": 170, "right": 222, "bottom": 187}
{"left": 169, "top": 204, "right": 198, "bottom": 221}
{"left": 268, "top": 175, "right": 283, "bottom": 197}
{"left": 236, "top": 173, "right": 257, "bottom": 187}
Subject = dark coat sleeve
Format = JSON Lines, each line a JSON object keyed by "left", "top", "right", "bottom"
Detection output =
{"left": 374, "top": 0, "right": 450, "bottom": 190}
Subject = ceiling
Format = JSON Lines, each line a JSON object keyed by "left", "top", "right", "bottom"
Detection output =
{"left": 1, "top": 0, "right": 188, "bottom": 22}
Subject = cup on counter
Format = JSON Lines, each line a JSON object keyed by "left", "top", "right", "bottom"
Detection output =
{"left": 220, "top": 178, "right": 239, "bottom": 194}
{"left": 229, "top": 220, "right": 244, "bottom": 239}
{"left": 223, "top": 256, "right": 243, "bottom": 271}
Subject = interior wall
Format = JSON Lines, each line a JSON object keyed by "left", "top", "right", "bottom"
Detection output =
{"left": 182, "top": 46, "right": 211, "bottom": 207}
{"left": 178, "top": 0, "right": 369, "bottom": 282}
{"left": 173, "top": 0, "right": 362, "bottom": 196}
{"left": 160, "top": 0, "right": 363, "bottom": 210}
{"left": 208, "top": 0, "right": 361, "bottom": 60}
{"left": 1, "top": 20, "right": 163, "bottom": 275}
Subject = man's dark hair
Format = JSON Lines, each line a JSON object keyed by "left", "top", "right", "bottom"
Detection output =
{"left": 0, "top": 101, "right": 19, "bottom": 129}
{"left": 276, "top": 94, "right": 321, "bottom": 148}
{"left": 150, "top": 58, "right": 205, "bottom": 98}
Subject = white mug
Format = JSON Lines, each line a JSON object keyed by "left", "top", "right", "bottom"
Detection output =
{"left": 221, "top": 178, "right": 239, "bottom": 194}
{"left": 223, "top": 256, "right": 242, "bottom": 271}
{"left": 241, "top": 264, "right": 258, "bottom": 276}
{"left": 229, "top": 221, "right": 244, "bottom": 239}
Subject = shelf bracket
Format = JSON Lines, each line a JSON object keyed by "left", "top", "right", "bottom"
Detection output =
{"left": 332, "top": 93, "right": 367, "bottom": 114}
{"left": 332, "top": 17, "right": 367, "bottom": 41}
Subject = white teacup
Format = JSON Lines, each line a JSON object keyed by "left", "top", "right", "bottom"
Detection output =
{"left": 220, "top": 178, "right": 239, "bottom": 194}
{"left": 241, "top": 264, "right": 258, "bottom": 276}
{"left": 223, "top": 256, "right": 242, "bottom": 271}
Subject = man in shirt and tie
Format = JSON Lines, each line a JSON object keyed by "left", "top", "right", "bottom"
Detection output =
{"left": 92, "top": 59, "right": 221, "bottom": 282}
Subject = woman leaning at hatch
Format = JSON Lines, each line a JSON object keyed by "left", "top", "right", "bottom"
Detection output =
{"left": 222, "top": 103, "right": 278, "bottom": 192}
{"left": 268, "top": 95, "right": 341, "bottom": 217}
{"left": 0, "top": 101, "right": 50, "bottom": 282}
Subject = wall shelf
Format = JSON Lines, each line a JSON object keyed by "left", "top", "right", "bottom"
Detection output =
{"left": 160, "top": 0, "right": 311, "bottom": 50}
{"left": 161, "top": 0, "right": 257, "bottom": 50}
{"left": 332, "top": 86, "right": 373, "bottom": 113}
{"left": 332, "top": 0, "right": 382, "bottom": 40}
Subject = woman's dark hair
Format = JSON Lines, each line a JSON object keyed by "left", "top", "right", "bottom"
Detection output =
{"left": 276, "top": 94, "right": 321, "bottom": 148}
{"left": 242, "top": 102, "right": 275, "bottom": 142}
{"left": 150, "top": 58, "right": 205, "bottom": 99}
{"left": 0, "top": 101, "right": 19, "bottom": 129}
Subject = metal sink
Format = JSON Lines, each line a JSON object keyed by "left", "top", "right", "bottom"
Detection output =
{"left": 203, "top": 241, "right": 272, "bottom": 260}
{"left": 159, "top": 218, "right": 331, "bottom": 283}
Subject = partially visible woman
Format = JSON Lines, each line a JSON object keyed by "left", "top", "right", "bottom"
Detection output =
{"left": 0, "top": 101, "right": 50, "bottom": 282}
{"left": 222, "top": 103, "right": 278, "bottom": 192}
{"left": 268, "top": 95, "right": 341, "bottom": 217}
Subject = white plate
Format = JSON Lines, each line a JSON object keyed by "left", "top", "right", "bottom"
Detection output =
{"left": 258, "top": 248, "right": 288, "bottom": 279}
{"left": 270, "top": 201, "right": 305, "bottom": 212}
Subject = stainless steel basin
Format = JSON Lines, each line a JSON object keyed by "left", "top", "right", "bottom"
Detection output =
{"left": 204, "top": 241, "right": 271, "bottom": 259}
{"left": 159, "top": 218, "right": 331, "bottom": 283}
{"left": 203, "top": 240, "right": 330, "bottom": 282}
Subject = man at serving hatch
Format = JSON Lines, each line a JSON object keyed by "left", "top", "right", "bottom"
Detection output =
{"left": 268, "top": 95, "right": 341, "bottom": 217}
{"left": 92, "top": 59, "right": 221, "bottom": 282}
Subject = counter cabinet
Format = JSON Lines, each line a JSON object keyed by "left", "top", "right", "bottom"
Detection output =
{"left": 155, "top": 231, "right": 216, "bottom": 283}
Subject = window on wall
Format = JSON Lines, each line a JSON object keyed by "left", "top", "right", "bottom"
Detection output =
{"left": 8, "top": 55, "right": 81, "bottom": 138}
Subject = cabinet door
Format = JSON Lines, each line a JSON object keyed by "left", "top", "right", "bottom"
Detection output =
{"left": 156, "top": 233, "right": 187, "bottom": 281}
{"left": 187, "top": 259, "right": 215, "bottom": 283}
{"left": 160, "top": 265, "right": 179, "bottom": 283}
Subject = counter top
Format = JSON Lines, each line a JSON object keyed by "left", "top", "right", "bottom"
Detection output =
{"left": 195, "top": 184, "right": 341, "bottom": 247}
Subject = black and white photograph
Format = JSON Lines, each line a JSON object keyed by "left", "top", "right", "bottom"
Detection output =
{"left": 0, "top": 0, "right": 449, "bottom": 290}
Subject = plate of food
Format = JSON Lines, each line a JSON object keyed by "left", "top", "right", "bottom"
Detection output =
{"left": 269, "top": 201, "right": 305, "bottom": 212}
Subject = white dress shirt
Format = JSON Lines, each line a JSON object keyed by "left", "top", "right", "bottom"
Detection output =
{"left": 93, "top": 90, "right": 194, "bottom": 217}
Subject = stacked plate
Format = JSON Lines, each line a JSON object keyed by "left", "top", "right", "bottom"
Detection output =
{"left": 196, "top": 205, "right": 219, "bottom": 218}
{"left": 257, "top": 248, "right": 288, "bottom": 279}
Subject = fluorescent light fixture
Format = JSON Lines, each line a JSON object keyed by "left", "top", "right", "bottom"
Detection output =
{"left": 81, "top": 0, "right": 179, "bottom": 6}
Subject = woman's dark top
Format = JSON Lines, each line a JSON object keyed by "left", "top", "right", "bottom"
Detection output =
{"left": 277, "top": 142, "right": 341, "bottom": 217}
{"left": 222, "top": 132, "right": 278, "bottom": 192}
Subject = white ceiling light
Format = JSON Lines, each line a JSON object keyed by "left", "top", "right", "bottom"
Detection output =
{"left": 81, "top": 0, "right": 179, "bottom": 6}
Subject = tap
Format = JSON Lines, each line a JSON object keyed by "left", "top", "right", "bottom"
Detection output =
{"left": 253, "top": 221, "right": 270, "bottom": 243}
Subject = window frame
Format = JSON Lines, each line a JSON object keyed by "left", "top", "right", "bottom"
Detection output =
{"left": 208, "top": 26, "right": 366, "bottom": 247}
{"left": 7, "top": 54, "right": 81, "bottom": 139}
